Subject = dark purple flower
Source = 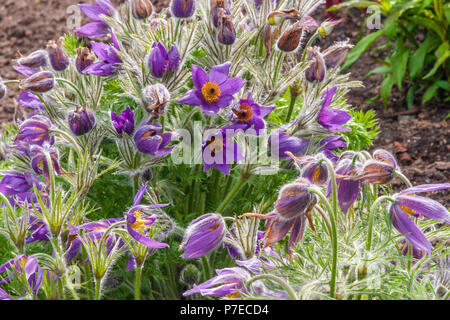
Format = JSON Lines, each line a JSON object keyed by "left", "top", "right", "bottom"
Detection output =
{"left": 68, "top": 105, "right": 96, "bottom": 136}
{"left": 125, "top": 182, "right": 169, "bottom": 248}
{"left": 46, "top": 40, "right": 70, "bottom": 71}
{"left": 180, "top": 213, "right": 226, "bottom": 258}
{"left": 83, "top": 41, "right": 122, "bottom": 76}
{"left": 217, "top": 9, "right": 236, "bottom": 45}
{"left": 331, "top": 155, "right": 362, "bottom": 214}
{"left": 211, "top": 0, "right": 231, "bottom": 27}
{"left": 183, "top": 267, "right": 251, "bottom": 297}
{"left": 202, "top": 130, "right": 244, "bottom": 175}
{"left": 269, "top": 130, "right": 310, "bottom": 160}
{"left": 389, "top": 183, "right": 450, "bottom": 255}
{"left": 301, "top": 159, "right": 329, "bottom": 185}
{"left": 148, "top": 42, "right": 180, "bottom": 78}
{"left": 111, "top": 106, "right": 135, "bottom": 135}
{"left": 19, "top": 71, "right": 54, "bottom": 93}
{"left": 30, "top": 143, "right": 64, "bottom": 181}
{"left": 134, "top": 121, "right": 176, "bottom": 157}
{"left": 0, "top": 255, "right": 43, "bottom": 295}
{"left": 224, "top": 93, "right": 274, "bottom": 134}
{"left": 26, "top": 216, "right": 51, "bottom": 244}
{"left": 14, "top": 115, "right": 54, "bottom": 146}
{"left": 178, "top": 61, "right": 246, "bottom": 114}
{"left": 318, "top": 135, "right": 347, "bottom": 162}
{"left": 0, "top": 171, "right": 44, "bottom": 197}
{"left": 318, "top": 87, "right": 351, "bottom": 132}
{"left": 171, "top": 0, "right": 196, "bottom": 18}
{"left": 17, "top": 91, "right": 44, "bottom": 113}
{"left": 274, "top": 179, "right": 316, "bottom": 221}
{"left": 15, "top": 50, "right": 47, "bottom": 75}
{"left": 75, "top": 0, "right": 116, "bottom": 38}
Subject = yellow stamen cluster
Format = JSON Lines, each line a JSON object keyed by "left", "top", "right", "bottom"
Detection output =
{"left": 201, "top": 82, "right": 221, "bottom": 103}
{"left": 312, "top": 167, "right": 321, "bottom": 183}
{"left": 130, "top": 211, "right": 148, "bottom": 233}
{"left": 400, "top": 205, "right": 417, "bottom": 216}
{"left": 234, "top": 103, "right": 253, "bottom": 122}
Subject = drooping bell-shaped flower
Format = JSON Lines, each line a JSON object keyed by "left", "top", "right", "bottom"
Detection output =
{"left": 15, "top": 50, "right": 47, "bottom": 77}
{"left": 14, "top": 115, "right": 54, "bottom": 146}
{"left": 178, "top": 61, "right": 246, "bottom": 114}
{"left": 171, "top": 0, "right": 196, "bottom": 18}
{"left": 274, "top": 179, "right": 317, "bottom": 221}
{"left": 268, "top": 8, "right": 300, "bottom": 26}
{"left": 389, "top": 183, "right": 450, "bottom": 255}
{"left": 183, "top": 267, "right": 251, "bottom": 297}
{"left": 19, "top": 71, "right": 54, "bottom": 93}
{"left": 134, "top": 121, "right": 176, "bottom": 157}
{"left": 0, "top": 255, "right": 43, "bottom": 296}
{"left": 30, "top": 143, "right": 64, "bottom": 180}
{"left": 318, "top": 86, "right": 351, "bottom": 132}
{"left": 75, "top": 47, "right": 96, "bottom": 74}
{"left": 268, "top": 130, "right": 310, "bottom": 160}
{"left": 301, "top": 158, "right": 329, "bottom": 185}
{"left": 147, "top": 42, "right": 180, "bottom": 78}
{"left": 111, "top": 106, "right": 135, "bottom": 136}
{"left": 305, "top": 47, "right": 326, "bottom": 82}
{"left": 322, "top": 40, "right": 353, "bottom": 68}
{"left": 75, "top": 0, "right": 116, "bottom": 38}
{"left": 180, "top": 213, "right": 226, "bottom": 258}
{"left": 46, "top": 40, "right": 69, "bottom": 71}
{"left": 0, "top": 171, "right": 45, "bottom": 199}
{"left": 67, "top": 104, "right": 96, "bottom": 136}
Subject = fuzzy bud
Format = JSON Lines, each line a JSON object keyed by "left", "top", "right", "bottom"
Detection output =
{"left": 262, "top": 23, "right": 272, "bottom": 57}
{"left": 217, "top": 9, "right": 236, "bottom": 45}
{"left": 267, "top": 8, "right": 300, "bottom": 26}
{"left": 211, "top": 0, "right": 230, "bottom": 27}
{"left": 75, "top": 47, "right": 96, "bottom": 73}
{"left": 318, "top": 19, "right": 342, "bottom": 38}
{"left": 67, "top": 104, "right": 96, "bottom": 136}
{"left": 277, "top": 22, "right": 303, "bottom": 52}
{"left": 130, "top": 0, "right": 153, "bottom": 19}
{"left": 46, "top": 40, "right": 69, "bottom": 71}
{"left": 143, "top": 83, "right": 170, "bottom": 120}
{"left": 171, "top": 0, "right": 196, "bottom": 18}
{"left": 274, "top": 179, "right": 316, "bottom": 220}
{"left": 322, "top": 41, "right": 354, "bottom": 67}
{"left": 180, "top": 264, "right": 201, "bottom": 285}
{"left": 17, "top": 50, "right": 47, "bottom": 68}
{"left": 305, "top": 47, "right": 326, "bottom": 82}
{"left": 20, "top": 71, "right": 54, "bottom": 93}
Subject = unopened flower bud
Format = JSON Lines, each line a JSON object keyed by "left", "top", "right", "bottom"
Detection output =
{"left": 267, "top": 8, "right": 300, "bottom": 26}
{"left": 130, "top": 0, "right": 153, "bottom": 19}
{"left": 262, "top": 23, "right": 272, "bottom": 57}
{"left": 305, "top": 47, "right": 326, "bottom": 82}
{"left": 75, "top": 47, "right": 96, "bottom": 73}
{"left": 17, "top": 50, "right": 47, "bottom": 68}
{"left": 217, "top": 9, "right": 236, "bottom": 45}
{"left": 322, "top": 41, "right": 353, "bottom": 67}
{"left": 171, "top": 0, "right": 196, "bottom": 18}
{"left": 46, "top": 40, "right": 69, "bottom": 71}
{"left": 277, "top": 22, "right": 303, "bottom": 52}
{"left": 0, "top": 77, "right": 6, "bottom": 101}
{"left": 143, "top": 168, "right": 153, "bottom": 181}
{"left": 180, "top": 264, "right": 201, "bottom": 285}
{"left": 274, "top": 179, "right": 316, "bottom": 220}
{"left": 318, "top": 19, "right": 342, "bottom": 38}
{"left": 211, "top": 0, "right": 230, "bottom": 27}
{"left": 143, "top": 83, "right": 170, "bottom": 120}
{"left": 20, "top": 71, "right": 54, "bottom": 93}
{"left": 67, "top": 104, "right": 96, "bottom": 136}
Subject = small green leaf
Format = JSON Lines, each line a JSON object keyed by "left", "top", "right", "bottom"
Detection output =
{"left": 391, "top": 44, "right": 410, "bottom": 89}
{"left": 341, "top": 29, "right": 385, "bottom": 71}
{"left": 380, "top": 74, "right": 394, "bottom": 108}
{"left": 422, "top": 81, "right": 440, "bottom": 104}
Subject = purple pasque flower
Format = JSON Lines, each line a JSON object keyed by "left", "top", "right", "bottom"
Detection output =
{"left": 14, "top": 50, "right": 47, "bottom": 77}
{"left": 328, "top": 151, "right": 362, "bottom": 214}
{"left": 26, "top": 216, "right": 51, "bottom": 244}
{"left": 125, "top": 182, "right": 169, "bottom": 248}
{"left": 17, "top": 91, "right": 44, "bottom": 114}
{"left": 225, "top": 230, "right": 264, "bottom": 260}
{"left": 268, "top": 130, "right": 310, "bottom": 160}
{"left": 318, "top": 135, "right": 347, "bottom": 162}
{"left": 180, "top": 213, "right": 226, "bottom": 259}
{"left": 83, "top": 40, "right": 122, "bottom": 76}
{"left": 0, "top": 171, "right": 44, "bottom": 198}
{"left": 346, "top": 149, "right": 398, "bottom": 185}
{"left": 148, "top": 42, "right": 180, "bottom": 78}
{"left": 389, "top": 183, "right": 450, "bottom": 255}
{"left": 134, "top": 120, "right": 176, "bottom": 157}
{"left": 0, "top": 288, "right": 11, "bottom": 300}
{"left": 75, "top": 0, "right": 116, "bottom": 38}
{"left": 318, "top": 87, "right": 351, "bottom": 132}
{"left": 19, "top": 71, "right": 55, "bottom": 93}
{"left": 14, "top": 115, "right": 54, "bottom": 146}
{"left": 178, "top": 61, "right": 246, "bottom": 114}
{"left": 30, "top": 143, "right": 64, "bottom": 181}
{"left": 67, "top": 104, "right": 96, "bottom": 136}
{"left": 0, "top": 254, "right": 43, "bottom": 295}
{"left": 202, "top": 129, "right": 244, "bottom": 175}
{"left": 224, "top": 93, "right": 274, "bottom": 134}
{"left": 183, "top": 267, "right": 251, "bottom": 297}
{"left": 111, "top": 106, "right": 135, "bottom": 135}
{"left": 301, "top": 157, "right": 329, "bottom": 185}
{"left": 171, "top": 0, "right": 196, "bottom": 18}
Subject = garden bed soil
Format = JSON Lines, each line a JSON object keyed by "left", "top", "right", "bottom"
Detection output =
{"left": 0, "top": 1, "right": 448, "bottom": 205}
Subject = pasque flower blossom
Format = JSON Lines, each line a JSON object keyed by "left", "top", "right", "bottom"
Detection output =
{"left": 171, "top": 0, "right": 196, "bottom": 18}
{"left": 389, "top": 183, "right": 450, "bottom": 255}
{"left": 178, "top": 61, "right": 246, "bottom": 114}
{"left": 134, "top": 121, "right": 176, "bottom": 157}
{"left": 111, "top": 106, "right": 135, "bottom": 135}
{"left": 83, "top": 40, "right": 122, "bottom": 76}
{"left": 0, "top": 254, "right": 43, "bottom": 296}
{"left": 180, "top": 213, "right": 226, "bottom": 258}
{"left": 269, "top": 130, "right": 310, "bottom": 160}
{"left": 148, "top": 42, "right": 180, "bottom": 78}
{"left": 75, "top": 0, "right": 116, "bottom": 38}
{"left": 318, "top": 87, "right": 351, "bottom": 132}
{"left": 30, "top": 143, "right": 65, "bottom": 181}
{"left": 14, "top": 115, "right": 54, "bottom": 146}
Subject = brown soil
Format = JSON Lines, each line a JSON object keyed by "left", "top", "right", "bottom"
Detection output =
{"left": 0, "top": 2, "right": 448, "bottom": 204}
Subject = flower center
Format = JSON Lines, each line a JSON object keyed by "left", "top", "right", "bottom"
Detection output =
{"left": 400, "top": 206, "right": 419, "bottom": 218}
{"left": 209, "top": 224, "right": 220, "bottom": 232}
{"left": 130, "top": 211, "right": 148, "bottom": 232}
{"left": 18, "top": 256, "right": 28, "bottom": 268}
{"left": 233, "top": 103, "right": 253, "bottom": 122}
{"left": 206, "top": 136, "right": 223, "bottom": 156}
{"left": 201, "top": 82, "right": 221, "bottom": 103}
{"left": 313, "top": 167, "right": 321, "bottom": 183}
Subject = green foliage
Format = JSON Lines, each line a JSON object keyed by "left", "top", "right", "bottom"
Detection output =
{"left": 62, "top": 33, "right": 84, "bottom": 56}
{"left": 342, "top": 109, "right": 380, "bottom": 151}
{"left": 339, "top": 0, "right": 450, "bottom": 108}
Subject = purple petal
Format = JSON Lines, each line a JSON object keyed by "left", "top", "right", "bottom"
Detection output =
{"left": 133, "top": 182, "right": 148, "bottom": 206}
{"left": 75, "top": 21, "right": 110, "bottom": 38}
{"left": 178, "top": 89, "right": 202, "bottom": 106}
{"left": 219, "top": 77, "right": 246, "bottom": 96}
{"left": 192, "top": 65, "right": 209, "bottom": 89}
{"left": 209, "top": 61, "right": 231, "bottom": 84}
{"left": 396, "top": 195, "right": 450, "bottom": 224}
{"left": 401, "top": 183, "right": 450, "bottom": 195}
